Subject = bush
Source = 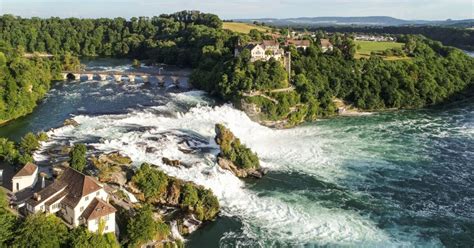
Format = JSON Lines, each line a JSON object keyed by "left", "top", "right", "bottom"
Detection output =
{"left": 69, "top": 144, "right": 87, "bottom": 172}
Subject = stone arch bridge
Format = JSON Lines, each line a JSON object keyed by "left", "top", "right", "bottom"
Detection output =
{"left": 61, "top": 70, "right": 190, "bottom": 85}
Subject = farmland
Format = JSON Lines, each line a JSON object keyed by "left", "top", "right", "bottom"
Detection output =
{"left": 354, "top": 40, "right": 410, "bottom": 60}
{"left": 223, "top": 22, "right": 272, "bottom": 34}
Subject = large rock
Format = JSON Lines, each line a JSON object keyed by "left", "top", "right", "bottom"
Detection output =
{"left": 214, "top": 124, "right": 264, "bottom": 179}
{"left": 162, "top": 157, "right": 181, "bottom": 167}
{"left": 63, "top": 118, "right": 79, "bottom": 127}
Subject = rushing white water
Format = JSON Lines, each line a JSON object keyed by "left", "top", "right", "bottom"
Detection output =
{"left": 36, "top": 90, "right": 419, "bottom": 246}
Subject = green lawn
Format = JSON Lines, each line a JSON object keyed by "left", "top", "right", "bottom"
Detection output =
{"left": 354, "top": 40, "right": 409, "bottom": 60}
{"left": 223, "top": 22, "right": 271, "bottom": 34}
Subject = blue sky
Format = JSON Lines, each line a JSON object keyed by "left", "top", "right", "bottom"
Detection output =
{"left": 0, "top": 0, "right": 472, "bottom": 20}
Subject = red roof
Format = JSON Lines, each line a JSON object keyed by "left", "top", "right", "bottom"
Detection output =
{"left": 80, "top": 198, "right": 116, "bottom": 221}
{"left": 320, "top": 39, "right": 333, "bottom": 48}
{"left": 286, "top": 39, "right": 311, "bottom": 47}
{"left": 14, "top": 163, "right": 37, "bottom": 177}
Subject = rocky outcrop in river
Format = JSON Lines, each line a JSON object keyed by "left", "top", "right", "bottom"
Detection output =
{"left": 214, "top": 124, "right": 267, "bottom": 178}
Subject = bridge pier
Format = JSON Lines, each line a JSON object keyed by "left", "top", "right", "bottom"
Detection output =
{"left": 73, "top": 74, "right": 81, "bottom": 80}
{"left": 113, "top": 75, "right": 122, "bottom": 82}
{"left": 141, "top": 75, "right": 149, "bottom": 83}
{"left": 171, "top": 76, "right": 180, "bottom": 85}
{"left": 98, "top": 74, "right": 107, "bottom": 81}
{"left": 156, "top": 76, "right": 165, "bottom": 85}
{"left": 128, "top": 75, "right": 135, "bottom": 83}
{"left": 85, "top": 74, "right": 94, "bottom": 81}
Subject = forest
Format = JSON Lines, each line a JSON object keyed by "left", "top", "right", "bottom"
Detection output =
{"left": 0, "top": 44, "right": 82, "bottom": 124}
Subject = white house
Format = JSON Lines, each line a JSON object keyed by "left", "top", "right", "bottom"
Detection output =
{"left": 235, "top": 40, "right": 285, "bottom": 62}
{"left": 12, "top": 162, "right": 38, "bottom": 193}
{"left": 234, "top": 44, "right": 266, "bottom": 62}
{"left": 286, "top": 39, "right": 311, "bottom": 50}
{"left": 25, "top": 167, "right": 116, "bottom": 234}
{"left": 320, "top": 39, "right": 334, "bottom": 53}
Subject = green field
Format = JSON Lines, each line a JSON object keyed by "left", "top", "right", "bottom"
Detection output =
{"left": 223, "top": 22, "right": 271, "bottom": 34}
{"left": 354, "top": 40, "right": 409, "bottom": 60}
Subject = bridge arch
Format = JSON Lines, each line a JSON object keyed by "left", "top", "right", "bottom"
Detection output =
{"left": 66, "top": 73, "right": 77, "bottom": 80}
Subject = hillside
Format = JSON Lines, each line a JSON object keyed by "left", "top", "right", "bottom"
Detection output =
{"left": 223, "top": 22, "right": 271, "bottom": 34}
{"left": 236, "top": 16, "right": 474, "bottom": 27}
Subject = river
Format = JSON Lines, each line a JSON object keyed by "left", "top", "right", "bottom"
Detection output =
{"left": 1, "top": 59, "right": 472, "bottom": 247}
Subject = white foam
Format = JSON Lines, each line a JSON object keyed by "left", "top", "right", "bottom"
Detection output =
{"left": 38, "top": 91, "right": 404, "bottom": 246}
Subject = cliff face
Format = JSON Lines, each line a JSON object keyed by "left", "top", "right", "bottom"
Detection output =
{"left": 214, "top": 124, "right": 267, "bottom": 178}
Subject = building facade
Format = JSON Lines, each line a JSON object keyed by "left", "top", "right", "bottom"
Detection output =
{"left": 12, "top": 162, "right": 38, "bottom": 193}
{"left": 25, "top": 167, "right": 116, "bottom": 234}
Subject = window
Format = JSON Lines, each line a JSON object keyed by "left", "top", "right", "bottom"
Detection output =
{"left": 105, "top": 215, "right": 109, "bottom": 221}
{"left": 85, "top": 196, "right": 89, "bottom": 201}
{"left": 95, "top": 219, "right": 99, "bottom": 225}
{"left": 96, "top": 192, "right": 100, "bottom": 196}
{"left": 105, "top": 225, "right": 108, "bottom": 231}
{"left": 80, "top": 206, "right": 84, "bottom": 212}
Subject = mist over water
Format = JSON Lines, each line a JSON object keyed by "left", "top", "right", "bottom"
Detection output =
{"left": 2, "top": 61, "right": 472, "bottom": 247}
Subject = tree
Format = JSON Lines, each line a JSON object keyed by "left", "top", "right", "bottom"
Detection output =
{"left": 13, "top": 214, "right": 68, "bottom": 248}
{"left": 126, "top": 205, "right": 169, "bottom": 247}
{"left": 0, "top": 190, "right": 16, "bottom": 245}
{"left": 132, "top": 163, "right": 168, "bottom": 200}
{"left": 67, "top": 227, "right": 119, "bottom": 248}
{"left": 20, "top": 132, "right": 40, "bottom": 154}
{"left": 132, "top": 59, "right": 141, "bottom": 69}
{"left": 69, "top": 143, "right": 87, "bottom": 172}
{"left": 0, "top": 138, "right": 19, "bottom": 163}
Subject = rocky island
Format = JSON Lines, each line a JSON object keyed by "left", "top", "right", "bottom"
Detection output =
{"left": 214, "top": 124, "right": 267, "bottom": 178}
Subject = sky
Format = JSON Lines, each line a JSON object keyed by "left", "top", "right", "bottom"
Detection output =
{"left": 0, "top": 0, "right": 473, "bottom": 20}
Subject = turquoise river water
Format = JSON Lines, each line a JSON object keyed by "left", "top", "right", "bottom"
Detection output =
{"left": 0, "top": 60, "right": 472, "bottom": 247}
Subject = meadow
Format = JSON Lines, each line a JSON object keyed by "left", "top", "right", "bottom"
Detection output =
{"left": 223, "top": 22, "right": 271, "bottom": 34}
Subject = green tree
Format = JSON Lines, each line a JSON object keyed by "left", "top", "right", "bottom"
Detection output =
{"left": 20, "top": 132, "right": 40, "bottom": 154}
{"left": 69, "top": 143, "right": 87, "bottom": 172}
{"left": 67, "top": 227, "right": 119, "bottom": 248}
{"left": 132, "top": 163, "right": 168, "bottom": 200}
{"left": 126, "top": 205, "right": 169, "bottom": 247}
{"left": 0, "top": 190, "right": 16, "bottom": 245}
{"left": 0, "top": 138, "right": 19, "bottom": 163}
{"left": 13, "top": 214, "right": 68, "bottom": 248}
{"left": 132, "top": 59, "right": 141, "bottom": 69}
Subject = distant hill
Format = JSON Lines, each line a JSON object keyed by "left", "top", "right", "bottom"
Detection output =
{"left": 235, "top": 16, "right": 474, "bottom": 27}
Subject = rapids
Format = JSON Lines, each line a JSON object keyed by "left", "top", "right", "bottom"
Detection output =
{"left": 1, "top": 60, "right": 472, "bottom": 247}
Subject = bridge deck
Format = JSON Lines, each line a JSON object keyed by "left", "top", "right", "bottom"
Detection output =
{"left": 63, "top": 70, "right": 190, "bottom": 77}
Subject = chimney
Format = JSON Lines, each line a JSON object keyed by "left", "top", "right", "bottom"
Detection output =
{"left": 41, "top": 176, "right": 45, "bottom": 189}
{"left": 34, "top": 193, "right": 41, "bottom": 201}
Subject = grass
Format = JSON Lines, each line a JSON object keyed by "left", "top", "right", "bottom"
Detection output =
{"left": 223, "top": 22, "right": 272, "bottom": 34}
{"left": 354, "top": 40, "right": 410, "bottom": 61}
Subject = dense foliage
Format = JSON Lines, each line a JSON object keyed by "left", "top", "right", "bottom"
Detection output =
{"left": 125, "top": 205, "right": 169, "bottom": 247}
{"left": 0, "top": 11, "right": 224, "bottom": 67}
{"left": 193, "top": 29, "right": 474, "bottom": 125}
{"left": 0, "top": 208, "right": 119, "bottom": 248}
{"left": 69, "top": 143, "right": 87, "bottom": 172}
{"left": 132, "top": 163, "right": 219, "bottom": 221}
{"left": 67, "top": 227, "right": 119, "bottom": 248}
{"left": 215, "top": 124, "right": 260, "bottom": 169}
{"left": 0, "top": 132, "right": 46, "bottom": 167}
{"left": 0, "top": 190, "right": 16, "bottom": 245}
{"left": 13, "top": 213, "right": 69, "bottom": 248}
{"left": 291, "top": 36, "right": 474, "bottom": 111}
